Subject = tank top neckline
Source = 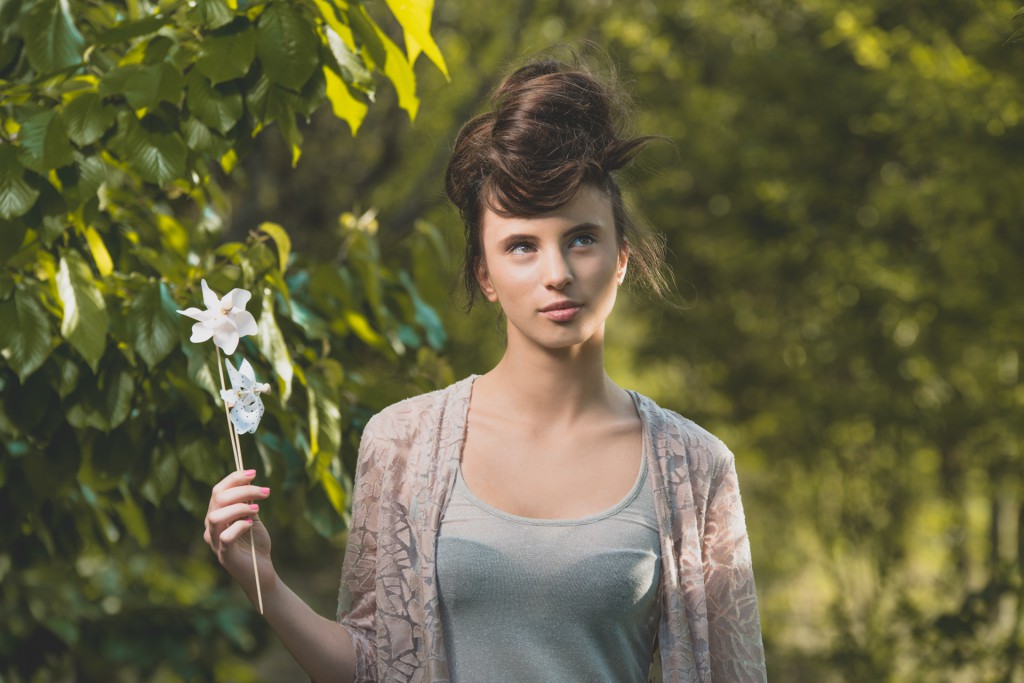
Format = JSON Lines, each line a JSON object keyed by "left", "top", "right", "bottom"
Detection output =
{"left": 454, "top": 389, "right": 649, "bottom": 527}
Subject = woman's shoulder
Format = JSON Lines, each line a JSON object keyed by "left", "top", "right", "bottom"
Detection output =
{"left": 363, "top": 375, "right": 476, "bottom": 440}
{"left": 631, "top": 390, "right": 736, "bottom": 473}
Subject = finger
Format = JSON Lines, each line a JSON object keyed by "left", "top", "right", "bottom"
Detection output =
{"left": 219, "top": 517, "right": 256, "bottom": 545}
{"left": 211, "top": 469, "right": 257, "bottom": 496}
{"left": 211, "top": 484, "right": 270, "bottom": 510}
{"left": 208, "top": 502, "right": 261, "bottom": 530}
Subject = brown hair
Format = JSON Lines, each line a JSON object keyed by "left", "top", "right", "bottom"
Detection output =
{"left": 445, "top": 58, "right": 674, "bottom": 310}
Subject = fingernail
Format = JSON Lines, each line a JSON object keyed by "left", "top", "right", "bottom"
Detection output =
{"left": 247, "top": 518, "right": 254, "bottom": 525}
{"left": 250, "top": 504, "right": 259, "bottom": 511}
{"left": 244, "top": 469, "right": 256, "bottom": 478}
{"left": 261, "top": 487, "right": 270, "bottom": 495}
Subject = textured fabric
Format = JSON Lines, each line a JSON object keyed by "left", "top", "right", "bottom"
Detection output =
{"left": 336, "top": 375, "right": 767, "bottom": 682}
{"left": 435, "top": 459, "right": 661, "bottom": 682}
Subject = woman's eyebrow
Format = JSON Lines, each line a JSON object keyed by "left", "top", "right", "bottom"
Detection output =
{"left": 565, "top": 222, "right": 603, "bottom": 235}
{"left": 497, "top": 233, "right": 537, "bottom": 249}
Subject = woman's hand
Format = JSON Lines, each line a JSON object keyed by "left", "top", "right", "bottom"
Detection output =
{"left": 204, "top": 469, "right": 276, "bottom": 602}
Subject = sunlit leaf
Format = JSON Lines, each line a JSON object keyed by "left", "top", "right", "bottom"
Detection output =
{"left": 323, "top": 25, "right": 374, "bottom": 92}
{"left": 56, "top": 251, "right": 108, "bottom": 372}
{"left": 256, "top": 292, "right": 293, "bottom": 401}
{"left": 352, "top": 5, "right": 418, "bottom": 119}
{"left": 323, "top": 66, "right": 367, "bottom": 135}
{"left": 83, "top": 227, "right": 113, "bottom": 277}
{"left": 258, "top": 222, "right": 291, "bottom": 274}
{"left": 384, "top": 0, "right": 448, "bottom": 79}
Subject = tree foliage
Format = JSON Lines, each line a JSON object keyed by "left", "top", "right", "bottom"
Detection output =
{"left": 0, "top": 0, "right": 449, "bottom": 680}
{"left": 239, "top": 0, "right": 1024, "bottom": 680}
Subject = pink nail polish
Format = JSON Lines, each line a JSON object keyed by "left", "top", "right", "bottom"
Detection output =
{"left": 244, "top": 469, "right": 256, "bottom": 477}
{"left": 247, "top": 518, "right": 254, "bottom": 525}
{"left": 250, "top": 504, "right": 259, "bottom": 511}
{"left": 261, "top": 487, "right": 270, "bottom": 495}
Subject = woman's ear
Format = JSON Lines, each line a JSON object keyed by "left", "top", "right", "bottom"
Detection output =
{"left": 617, "top": 238, "right": 630, "bottom": 286}
{"left": 475, "top": 259, "right": 498, "bottom": 302}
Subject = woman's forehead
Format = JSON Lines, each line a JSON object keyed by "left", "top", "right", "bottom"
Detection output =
{"left": 481, "top": 185, "right": 614, "bottom": 239}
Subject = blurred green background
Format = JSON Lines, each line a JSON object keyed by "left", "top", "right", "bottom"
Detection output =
{"left": 2, "top": 0, "right": 1023, "bottom": 681}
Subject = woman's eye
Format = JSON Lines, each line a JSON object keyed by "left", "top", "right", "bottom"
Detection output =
{"left": 570, "top": 234, "right": 596, "bottom": 248}
{"left": 507, "top": 242, "right": 534, "bottom": 254}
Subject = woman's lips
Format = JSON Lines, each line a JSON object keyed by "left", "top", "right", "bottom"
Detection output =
{"left": 540, "top": 302, "right": 583, "bottom": 322}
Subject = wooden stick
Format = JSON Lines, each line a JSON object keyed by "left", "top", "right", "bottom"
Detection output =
{"left": 216, "top": 348, "right": 264, "bottom": 614}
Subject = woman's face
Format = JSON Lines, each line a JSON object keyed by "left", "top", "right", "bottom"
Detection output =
{"left": 476, "top": 184, "right": 628, "bottom": 352}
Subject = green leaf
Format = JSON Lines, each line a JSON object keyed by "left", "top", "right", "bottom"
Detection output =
{"left": 384, "top": 0, "right": 448, "bottom": 79}
{"left": 185, "top": 69, "right": 243, "bottom": 134}
{"left": 94, "top": 15, "right": 173, "bottom": 45}
{"left": 343, "top": 309, "right": 384, "bottom": 347}
{"left": 109, "top": 111, "right": 187, "bottom": 184}
{"left": 112, "top": 486, "right": 150, "bottom": 547}
{"left": 189, "top": 0, "right": 235, "bottom": 30}
{"left": 196, "top": 20, "right": 256, "bottom": 85}
{"left": 399, "top": 271, "right": 446, "bottom": 350}
{"left": 0, "top": 287, "right": 53, "bottom": 382}
{"left": 323, "top": 66, "right": 367, "bottom": 135}
{"left": 140, "top": 443, "right": 180, "bottom": 505}
{"left": 128, "top": 280, "right": 178, "bottom": 368}
{"left": 0, "top": 147, "right": 39, "bottom": 219}
{"left": 177, "top": 432, "right": 222, "bottom": 484}
{"left": 56, "top": 251, "right": 109, "bottom": 372}
{"left": 55, "top": 356, "right": 80, "bottom": 398}
{"left": 258, "top": 222, "right": 291, "bottom": 274}
{"left": 256, "top": 292, "right": 293, "bottom": 402}
{"left": 18, "top": 110, "right": 75, "bottom": 171}
{"left": 264, "top": 84, "right": 302, "bottom": 164}
{"left": 20, "top": 0, "right": 85, "bottom": 74}
{"left": 99, "top": 63, "right": 185, "bottom": 110}
{"left": 352, "top": 5, "right": 418, "bottom": 119}
{"left": 320, "top": 468, "right": 346, "bottom": 516}
{"left": 62, "top": 93, "right": 116, "bottom": 146}
{"left": 0, "top": 218, "right": 28, "bottom": 264}
{"left": 66, "top": 365, "right": 133, "bottom": 431}
{"left": 323, "top": 25, "right": 374, "bottom": 92}
{"left": 181, "top": 116, "right": 217, "bottom": 152}
{"left": 256, "top": 2, "right": 319, "bottom": 89}
{"left": 57, "top": 153, "right": 106, "bottom": 208}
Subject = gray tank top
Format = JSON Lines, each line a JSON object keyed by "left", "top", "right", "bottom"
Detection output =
{"left": 436, "top": 455, "right": 661, "bottom": 682}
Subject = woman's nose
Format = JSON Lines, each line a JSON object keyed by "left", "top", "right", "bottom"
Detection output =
{"left": 542, "top": 250, "right": 574, "bottom": 289}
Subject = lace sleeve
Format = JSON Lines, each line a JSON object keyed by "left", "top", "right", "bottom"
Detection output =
{"left": 336, "top": 416, "right": 383, "bottom": 682}
{"left": 702, "top": 448, "right": 767, "bottom": 682}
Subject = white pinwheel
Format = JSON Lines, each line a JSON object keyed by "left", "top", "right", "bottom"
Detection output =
{"left": 220, "top": 358, "right": 271, "bottom": 435}
{"left": 176, "top": 279, "right": 258, "bottom": 355}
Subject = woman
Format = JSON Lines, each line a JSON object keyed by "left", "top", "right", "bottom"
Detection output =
{"left": 204, "top": 59, "right": 766, "bottom": 682}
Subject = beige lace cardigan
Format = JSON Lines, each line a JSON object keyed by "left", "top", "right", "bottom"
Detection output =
{"left": 336, "top": 376, "right": 766, "bottom": 682}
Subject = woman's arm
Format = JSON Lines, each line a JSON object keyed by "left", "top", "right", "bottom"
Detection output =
{"left": 702, "top": 448, "right": 767, "bottom": 682}
{"left": 204, "top": 470, "right": 359, "bottom": 682}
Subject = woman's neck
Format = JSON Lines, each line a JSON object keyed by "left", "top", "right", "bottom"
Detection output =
{"left": 479, "top": 330, "right": 622, "bottom": 426}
